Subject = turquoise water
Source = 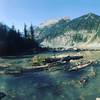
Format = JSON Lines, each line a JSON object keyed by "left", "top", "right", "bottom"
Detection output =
{"left": 0, "top": 51, "right": 100, "bottom": 100}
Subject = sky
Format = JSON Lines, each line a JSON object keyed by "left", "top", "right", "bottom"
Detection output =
{"left": 0, "top": 0, "right": 100, "bottom": 31}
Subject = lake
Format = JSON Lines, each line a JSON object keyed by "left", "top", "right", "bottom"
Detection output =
{"left": 0, "top": 51, "right": 100, "bottom": 100}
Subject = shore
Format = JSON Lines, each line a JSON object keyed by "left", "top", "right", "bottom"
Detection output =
{"left": 0, "top": 53, "right": 94, "bottom": 76}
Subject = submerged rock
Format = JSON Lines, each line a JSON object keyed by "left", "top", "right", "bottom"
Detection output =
{"left": 0, "top": 92, "right": 6, "bottom": 99}
{"left": 87, "top": 67, "right": 96, "bottom": 78}
{"left": 0, "top": 63, "right": 12, "bottom": 68}
{"left": 79, "top": 77, "right": 89, "bottom": 86}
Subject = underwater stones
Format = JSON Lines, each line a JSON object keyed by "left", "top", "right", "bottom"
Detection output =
{"left": 61, "top": 81, "right": 69, "bottom": 86}
{"left": 52, "top": 86, "right": 63, "bottom": 96}
{"left": 69, "top": 80, "right": 81, "bottom": 88}
{"left": 93, "top": 61, "right": 100, "bottom": 65}
{"left": 69, "top": 77, "right": 89, "bottom": 88}
{"left": 0, "top": 92, "right": 6, "bottom": 99}
{"left": 0, "top": 63, "right": 12, "bottom": 68}
{"left": 62, "top": 81, "right": 67, "bottom": 85}
{"left": 87, "top": 67, "right": 96, "bottom": 78}
{"left": 79, "top": 95, "right": 85, "bottom": 100}
{"left": 89, "top": 71, "right": 96, "bottom": 77}
{"left": 60, "top": 95, "right": 65, "bottom": 98}
{"left": 79, "top": 77, "right": 88, "bottom": 86}
{"left": 0, "top": 70, "right": 5, "bottom": 74}
{"left": 73, "top": 67, "right": 97, "bottom": 88}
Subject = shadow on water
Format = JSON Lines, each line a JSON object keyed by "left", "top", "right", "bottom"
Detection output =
{"left": 1, "top": 55, "right": 34, "bottom": 59}
{"left": 66, "top": 69, "right": 86, "bottom": 79}
{"left": 0, "top": 72, "right": 65, "bottom": 100}
{"left": 0, "top": 64, "right": 99, "bottom": 100}
{"left": 0, "top": 51, "right": 100, "bottom": 100}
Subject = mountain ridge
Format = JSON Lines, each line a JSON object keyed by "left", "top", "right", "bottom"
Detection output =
{"left": 35, "top": 13, "right": 100, "bottom": 49}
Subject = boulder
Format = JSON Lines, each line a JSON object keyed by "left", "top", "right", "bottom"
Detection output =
{"left": 0, "top": 92, "right": 6, "bottom": 99}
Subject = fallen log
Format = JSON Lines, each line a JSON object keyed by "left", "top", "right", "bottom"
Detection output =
{"left": 68, "top": 61, "right": 92, "bottom": 71}
{"left": 44, "top": 55, "right": 83, "bottom": 64}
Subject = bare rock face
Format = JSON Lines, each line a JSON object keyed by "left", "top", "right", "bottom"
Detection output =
{"left": 35, "top": 13, "right": 100, "bottom": 49}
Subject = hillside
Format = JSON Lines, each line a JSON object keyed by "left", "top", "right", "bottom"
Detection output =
{"left": 35, "top": 17, "right": 70, "bottom": 42}
{"left": 35, "top": 13, "right": 100, "bottom": 49}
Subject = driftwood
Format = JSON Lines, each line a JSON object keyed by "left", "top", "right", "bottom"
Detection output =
{"left": 68, "top": 61, "right": 92, "bottom": 71}
{"left": 0, "top": 55, "right": 84, "bottom": 75}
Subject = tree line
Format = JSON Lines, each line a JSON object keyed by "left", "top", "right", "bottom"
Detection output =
{"left": 0, "top": 23, "right": 41, "bottom": 56}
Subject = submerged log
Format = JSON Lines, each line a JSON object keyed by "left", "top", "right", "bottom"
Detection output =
{"left": 68, "top": 61, "right": 93, "bottom": 71}
{"left": 4, "top": 69, "right": 22, "bottom": 75}
{"left": 0, "top": 55, "right": 84, "bottom": 76}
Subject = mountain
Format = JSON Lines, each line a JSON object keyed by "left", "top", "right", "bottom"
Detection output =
{"left": 35, "top": 17, "right": 70, "bottom": 42}
{"left": 66, "top": 13, "right": 100, "bottom": 31}
{"left": 35, "top": 13, "right": 100, "bottom": 49}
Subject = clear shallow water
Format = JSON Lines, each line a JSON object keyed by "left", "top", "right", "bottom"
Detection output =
{"left": 0, "top": 51, "right": 100, "bottom": 100}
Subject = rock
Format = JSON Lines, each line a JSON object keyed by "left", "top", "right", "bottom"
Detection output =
{"left": 79, "top": 95, "right": 85, "bottom": 100}
{"left": 79, "top": 77, "right": 88, "bottom": 85}
{"left": 69, "top": 80, "right": 81, "bottom": 88}
{"left": 32, "top": 56, "right": 46, "bottom": 66}
{"left": 88, "top": 67, "right": 96, "bottom": 78}
{"left": 0, "top": 70, "right": 5, "bottom": 74}
{"left": 0, "top": 63, "right": 12, "bottom": 68}
{"left": 0, "top": 92, "right": 6, "bottom": 99}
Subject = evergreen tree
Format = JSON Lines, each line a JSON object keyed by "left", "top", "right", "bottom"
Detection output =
{"left": 17, "top": 29, "right": 21, "bottom": 38}
{"left": 12, "top": 25, "right": 15, "bottom": 31}
{"left": 24, "top": 24, "right": 28, "bottom": 38}
{"left": 29, "top": 24, "right": 34, "bottom": 40}
{"left": 0, "top": 24, "right": 8, "bottom": 40}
